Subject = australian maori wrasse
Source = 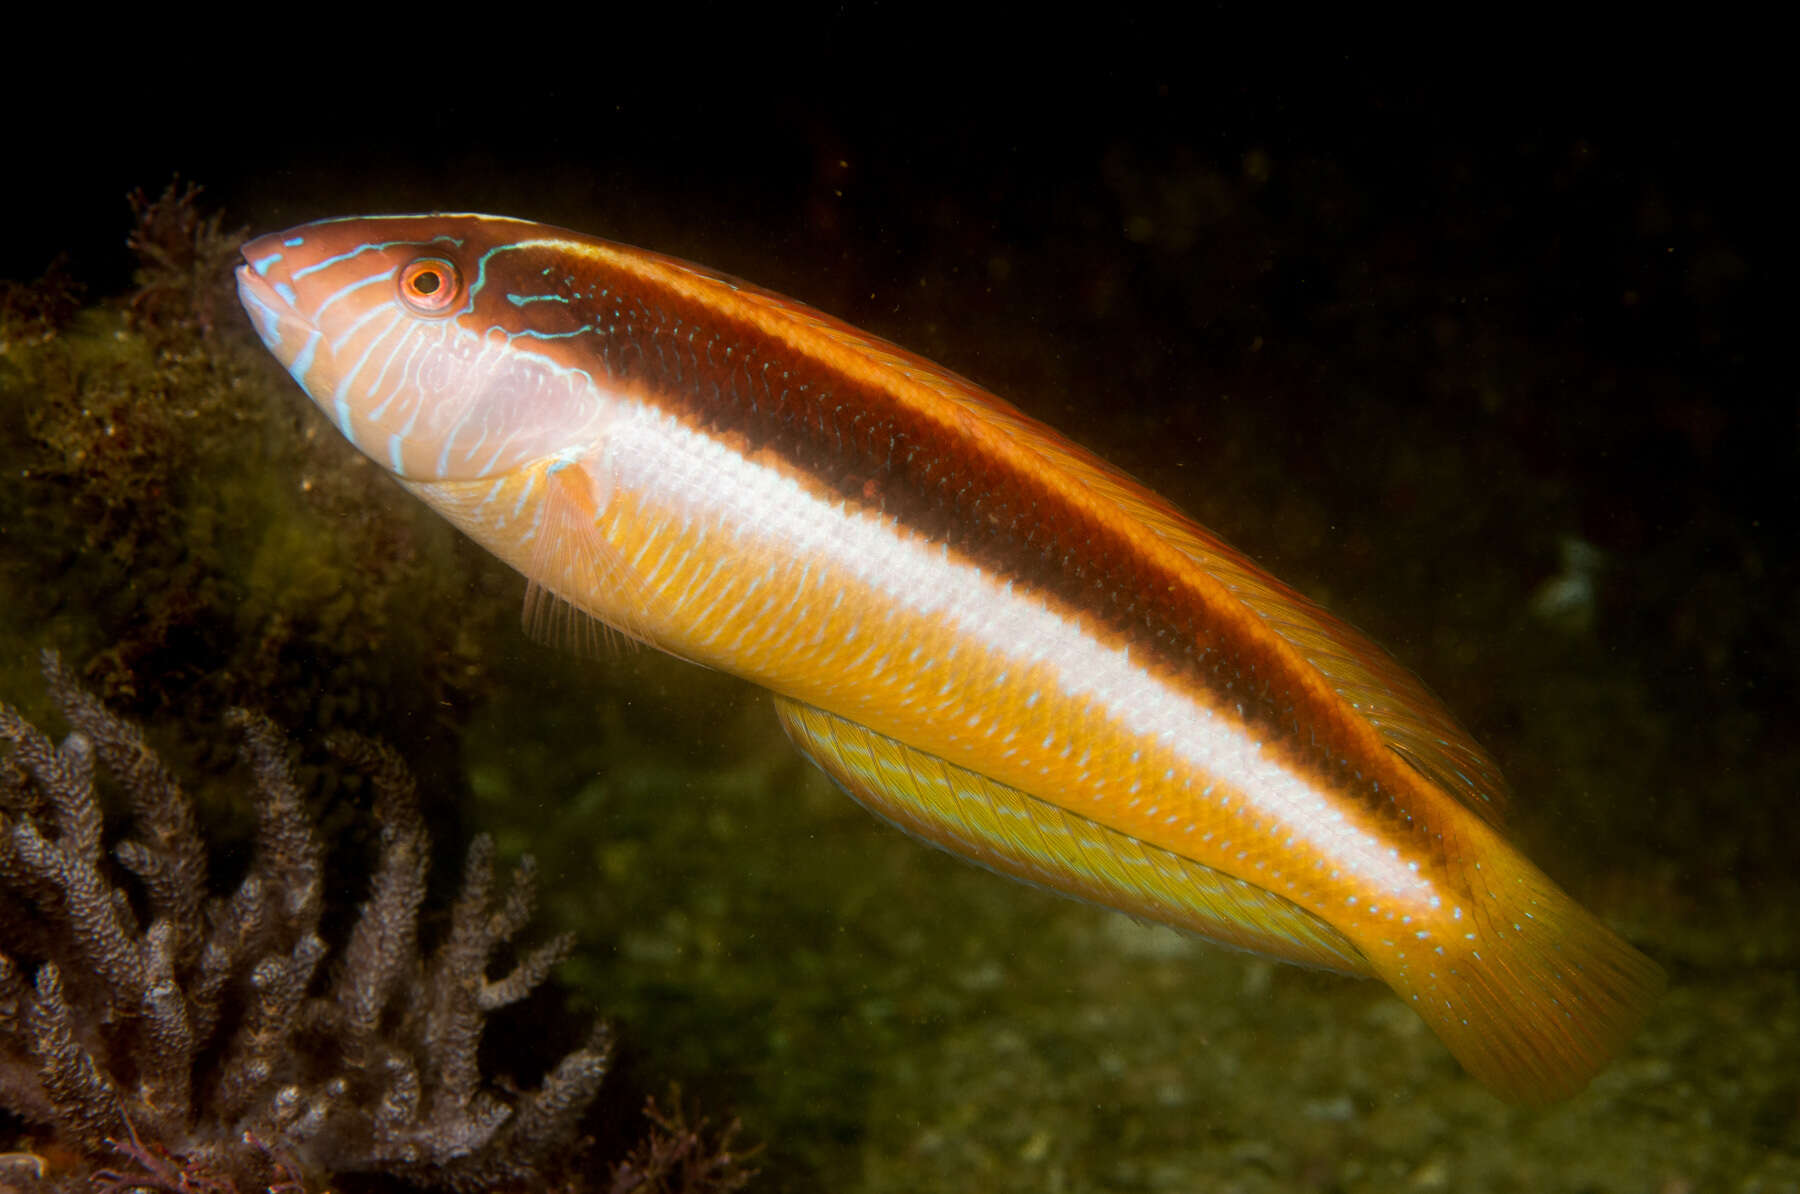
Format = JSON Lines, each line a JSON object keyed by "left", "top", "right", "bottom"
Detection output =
{"left": 236, "top": 213, "right": 1662, "bottom": 1101}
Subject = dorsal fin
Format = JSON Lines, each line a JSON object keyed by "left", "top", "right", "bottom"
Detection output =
{"left": 1068, "top": 465, "right": 1513, "bottom": 828}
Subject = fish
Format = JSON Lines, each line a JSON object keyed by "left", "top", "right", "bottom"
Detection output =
{"left": 235, "top": 213, "right": 1662, "bottom": 1102}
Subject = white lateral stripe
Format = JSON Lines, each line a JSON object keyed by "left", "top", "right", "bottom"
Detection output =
{"left": 595, "top": 402, "right": 1438, "bottom": 911}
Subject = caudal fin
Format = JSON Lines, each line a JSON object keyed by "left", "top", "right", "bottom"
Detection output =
{"left": 1381, "top": 842, "right": 1664, "bottom": 1104}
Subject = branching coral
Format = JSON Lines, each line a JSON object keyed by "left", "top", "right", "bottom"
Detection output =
{"left": 0, "top": 653, "right": 622, "bottom": 1192}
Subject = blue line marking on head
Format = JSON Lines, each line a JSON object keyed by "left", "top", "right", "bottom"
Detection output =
{"left": 293, "top": 237, "right": 465, "bottom": 283}
{"left": 290, "top": 330, "right": 320, "bottom": 381}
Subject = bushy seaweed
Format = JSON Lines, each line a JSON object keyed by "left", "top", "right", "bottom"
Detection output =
{"left": 0, "top": 181, "right": 513, "bottom": 789}
{"left": 0, "top": 255, "right": 81, "bottom": 351}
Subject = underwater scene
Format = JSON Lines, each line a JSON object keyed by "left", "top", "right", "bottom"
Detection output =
{"left": 0, "top": 67, "right": 1784, "bottom": 1192}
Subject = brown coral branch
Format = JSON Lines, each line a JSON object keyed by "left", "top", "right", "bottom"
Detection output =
{"left": 45, "top": 649, "right": 207, "bottom": 961}
{"left": 225, "top": 708, "right": 322, "bottom": 932}
{"left": 3, "top": 777, "right": 147, "bottom": 1007}
{"left": 138, "top": 920, "right": 196, "bottom": 1124}
{"left": 325, "top": 732, "right": 428, "bottom": 1052}
{"left": 24, "top": 962, "right": 126, "bottom": 1151}
{"left": 214, "top": 933, "right": 327, "bottom": 1120}
{"left": 504, "top": 1021, "right": 615, "bottom": 1174}
{"left": 0, "top": 703, "right": 101, "bottom": 865}
{"left": 2, "top": 655, "right": 644, "bottom": 1192}
{"left": 478, "top": 931, "right": 576, "bottom": 1013}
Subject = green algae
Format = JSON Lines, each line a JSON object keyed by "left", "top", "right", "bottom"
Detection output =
{"left": 0, "top": 184, "right": 512, "bottom": 786}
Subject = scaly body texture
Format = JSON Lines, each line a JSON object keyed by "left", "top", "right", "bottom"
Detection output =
{"left": 236, "top": 214, "right": 1661, "bottom": 1101}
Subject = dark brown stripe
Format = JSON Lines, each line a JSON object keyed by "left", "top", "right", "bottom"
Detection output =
{"left": 476, "top": 236, "right": 1384, "bottom": 807}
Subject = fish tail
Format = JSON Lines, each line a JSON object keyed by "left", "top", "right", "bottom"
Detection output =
{"left": 1375, "top": 831, "right": 1664, "bottom": 1103}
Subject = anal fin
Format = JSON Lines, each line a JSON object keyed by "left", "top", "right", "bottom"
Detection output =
{"left": 772, "top": 695, "right": 1372, "bottom": 976}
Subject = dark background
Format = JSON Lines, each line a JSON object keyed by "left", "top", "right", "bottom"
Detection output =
{"left": 4, "top": 28, "right": 1786, "bottom": 1187}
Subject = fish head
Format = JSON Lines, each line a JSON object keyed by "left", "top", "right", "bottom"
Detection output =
{"left": 236, "top": 214, "right": 612, "bottom": 482}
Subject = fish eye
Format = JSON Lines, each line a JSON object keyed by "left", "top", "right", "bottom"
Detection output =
{"left": 398, "top": 256, "right": 461, "bottom": 315}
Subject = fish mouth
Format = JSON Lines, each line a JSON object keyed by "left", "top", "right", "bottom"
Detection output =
{"left": 235, "top": 235, "right": 290, "bottom": 309}
{"left": 235, "top": 261, "right": 293, "bottom": 355}
{"left": 234, "top": 260, "right": 280, "bottom": 310}
{"left": 234, "top": 236, "right": 312, "bottom": 357}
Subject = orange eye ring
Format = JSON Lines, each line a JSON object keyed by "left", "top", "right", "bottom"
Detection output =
{"left": 398, "top": 256, "right": 461, "bottom": 315}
